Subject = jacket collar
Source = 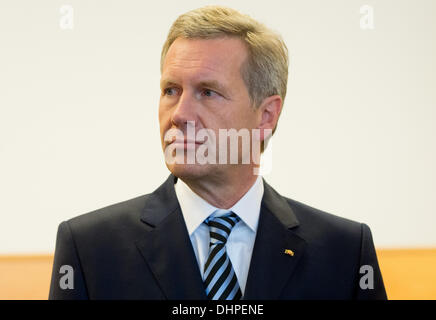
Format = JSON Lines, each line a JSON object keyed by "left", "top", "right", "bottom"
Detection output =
{"left": 140, "top": 174, "right": 179, "bottom": 227}
{"left": 140, "top": 173, "right": 300, "bottom": 230}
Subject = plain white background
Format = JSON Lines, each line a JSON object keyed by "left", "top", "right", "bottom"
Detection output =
{"left": 0, "top": 0, "right": 435, "bottom": 253}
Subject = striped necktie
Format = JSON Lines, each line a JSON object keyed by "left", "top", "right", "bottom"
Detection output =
{"left": 203, "top": 210, "right": 242, "bottom": 300}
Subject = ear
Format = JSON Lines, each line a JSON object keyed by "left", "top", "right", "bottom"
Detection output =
{"left": 257, "top": 95, "right": 283, "bottom": 142}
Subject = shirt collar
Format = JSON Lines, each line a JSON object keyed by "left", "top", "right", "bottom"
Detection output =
{"left": 174, "top": 175, "right": 264, "bottom": 236}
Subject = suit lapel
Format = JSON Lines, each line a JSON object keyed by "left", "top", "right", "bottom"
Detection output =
{"left": 135, "top": 174, "right": 207, "bottom": 300}
{"left": 243, "top": 179, "right": 307, "bottom": 300}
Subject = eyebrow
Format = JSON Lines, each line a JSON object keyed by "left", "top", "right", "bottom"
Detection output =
{"left": 160, "top": 79, "right": 179, "bottom": 89}
{"left": 160, "top": 78, "right": 230, "bottom": 98}
{"left": 197, "top": 80, "right": 228, "bottom": 95}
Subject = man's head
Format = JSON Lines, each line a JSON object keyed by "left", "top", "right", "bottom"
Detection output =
{"left": 158, "top": 6, "right": 288, "bottom": 181}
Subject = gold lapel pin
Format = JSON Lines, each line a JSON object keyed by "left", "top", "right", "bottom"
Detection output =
{"left": 284, "top": 249, "right": 294, "bottom": 256}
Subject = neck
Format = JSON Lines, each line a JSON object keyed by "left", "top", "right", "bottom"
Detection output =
{"left": 180, "top": 168, "right": 260, "bottom": 209}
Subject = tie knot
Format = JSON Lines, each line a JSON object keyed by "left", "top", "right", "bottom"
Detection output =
{"left": 206, "top": 211, "right": 240, "bottom": 245}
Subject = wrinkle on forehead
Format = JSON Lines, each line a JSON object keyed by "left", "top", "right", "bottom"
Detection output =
{"left": 162, "top": 37, "right": 247, "bottom": 73}
{"left": 165, "top": 61, "right": 221, "bottom": 74}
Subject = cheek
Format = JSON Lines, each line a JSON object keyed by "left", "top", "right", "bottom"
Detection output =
{"left": 158, "top": 103, "right": 172, "bottom": 134}
{"left": 231, "top": 107, "right": 257, "bottom": 129}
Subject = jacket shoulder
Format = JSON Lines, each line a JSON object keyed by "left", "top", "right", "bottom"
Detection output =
{"left": 65, "top": 193, "right": 151, "bottom": 237}
{"left": 284, "top": 197, "right": 364, "bottom": 244}
{"left": 280, "top": 197, "right": 386, "bottom": 299}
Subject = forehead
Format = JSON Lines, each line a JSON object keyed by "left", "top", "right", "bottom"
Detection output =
{"left": 161, "top": 37, "right": 248, "bottom": 82}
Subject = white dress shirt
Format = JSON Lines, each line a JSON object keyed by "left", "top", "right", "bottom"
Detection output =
{"left": 174, "top": 175, "right": 264, "bottom": 295}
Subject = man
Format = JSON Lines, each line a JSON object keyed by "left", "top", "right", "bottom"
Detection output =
{"left": 49, "top": 6, "right": 387, "bottom": 300}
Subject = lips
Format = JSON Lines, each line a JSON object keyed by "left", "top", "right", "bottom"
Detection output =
{"left": 168, "top": 139, "right": 204, "bottom": 148}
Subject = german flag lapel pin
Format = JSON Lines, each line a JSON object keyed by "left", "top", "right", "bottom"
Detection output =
{"left": 284, "top": 249, "right": 294, "bottom": 257}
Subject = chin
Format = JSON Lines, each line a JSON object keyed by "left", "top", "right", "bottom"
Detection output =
{"left": 166, "top": 163, "right": 213, "bottom": 181}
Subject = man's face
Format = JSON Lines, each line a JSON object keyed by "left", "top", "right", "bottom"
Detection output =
{"left": 159, "top": 37, "right": 261, "bottom": 180}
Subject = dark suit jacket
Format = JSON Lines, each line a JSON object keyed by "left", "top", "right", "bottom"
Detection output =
{"left": 49, "top": 174, "right": 387, "bottom": 300}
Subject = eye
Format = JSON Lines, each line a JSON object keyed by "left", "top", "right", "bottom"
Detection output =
{"left": 201, "top": 89, "right": 219, "bottom": 97}
{"left": 163, "top": 87, "right": 180, "bottom": 96}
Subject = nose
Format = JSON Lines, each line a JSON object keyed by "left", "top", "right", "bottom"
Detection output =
{"left": 171, "top": 90, "right": 197, "bottom": 131}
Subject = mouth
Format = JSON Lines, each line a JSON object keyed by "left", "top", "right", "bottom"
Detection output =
{"left": 167, "top": 139, "right": 205, "bottom": 148}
